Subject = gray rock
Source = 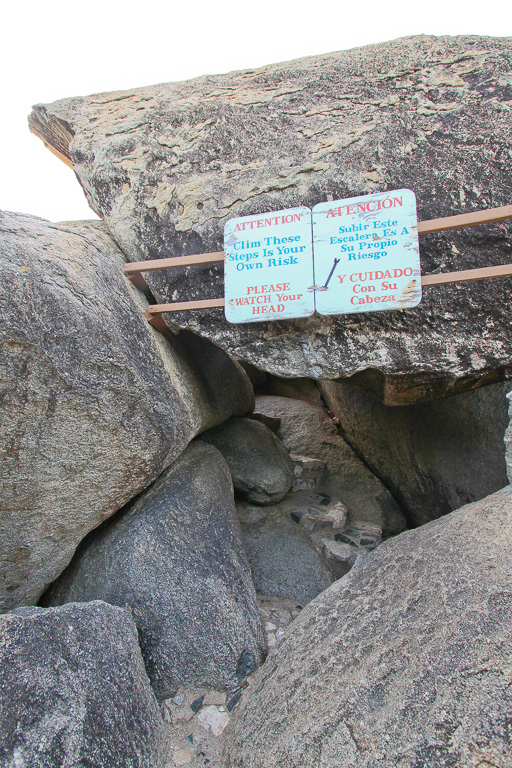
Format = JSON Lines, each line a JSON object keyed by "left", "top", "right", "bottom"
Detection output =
{"left": 279, "top": 491, "right": 382, "bottom": 579}
{"left": 44, "top": 441, "right": 266, "bottom": 700}
{"left": 238, "top": 360, "right": 267, "bottom": 391}
{"left": 317, "top": 519, "right": 383, "bottom": 578}
{"left": 320, "top": 378, "right": 510, "bottom": 526}
{"left": 504, "top": 391, "right": 512, "bottom": 483}
{"left": 248, "top": 412, "right": 281, "bottom": 434}
{"left": 0, "top": 601, "right": 169, "bottom": 768}
{"left": 29, "top": 36, "right": 512, "bottom": 400}
{"left": 254, "top": 396, "right": 406, "bottom": 535}
{"left": 0, "top": 211, "right": 253, "bottom": 611}
{"left": 201, "top": 418, "right": 294, "bottom": 505}
{"left": 238, "top": 488, "right": 381, "bottom": 599}
{"left": 279, "top": 490, "right": 348, "bottom": 536}
{"left": 225, "top": 486, "right": 512, "bottom": 768}
{"left": 264, "top": 377, "right": 325, "bottom": 408}
{"left": 237, "top": 499, "right": 334, "bottom": 605}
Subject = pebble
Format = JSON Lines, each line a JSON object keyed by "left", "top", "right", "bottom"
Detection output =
{"left": 173, "top": 694, "right": 185, "bottom": 706}
{"left": 162, "top": 705, "right": 172, "bottom": 724}
{"left": 190, "top": 695, "right": 204, "bottom": 713}
{"left": 227, "top": 690, "right": 242, "bottom": 712}
{"left": 197, "top": 705, "right": 231, "bottom": 737}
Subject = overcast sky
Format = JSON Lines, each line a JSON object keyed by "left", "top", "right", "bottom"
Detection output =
{"left": 2, "top": 1, "right": 510, "bottom": 223}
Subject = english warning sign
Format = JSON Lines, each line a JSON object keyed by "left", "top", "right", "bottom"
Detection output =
{"left": 224, "top": 207, "right": 314, "bottom": 324}
{"left": 312, "top": 189, "right": 421, "bottom": 315}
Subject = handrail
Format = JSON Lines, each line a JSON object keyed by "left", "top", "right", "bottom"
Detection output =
{"left": 125, "top": 203, "right": 512, "bottom": 329}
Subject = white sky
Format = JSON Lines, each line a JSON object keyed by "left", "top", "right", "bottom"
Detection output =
{"left": 2, "top": 1, "right": 510, "bottom": 223}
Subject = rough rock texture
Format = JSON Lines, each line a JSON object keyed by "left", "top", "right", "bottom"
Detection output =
{"left": 504, "top": 391, "right": 512, "bottom": 483}
{"left": 225, "top": 486, "right": 512, "bottom": 768}
{"left": 236, "top": 500, "right": 334, "bottom": 604}
{"left": 44, "top": 441, "right": 266, "bottom": 701}
{"left": 202, "top": 418, "right": 294, "bottom": 504}
{"left": 254, "top": 396, "right": 406, "bottom": 535}
{"left": 320, "top": 378, "right": 510, "bottom": 526}
{"left": 280, "top": 491, "right": 382, "bottom": 579}
{"left": 30, "top": 36, "right": 512, "bottom": 400}
{"left": 0, "top": 601, "right": 169, "bottom": 768}
{"left": 0, "top": 211, "right": 253, "bottom": 611}
{"left": 263, "top": 377, "right": 325, "bottom": 408}
{"left": 290, "top": 454, "right": 326, "bottom": 491}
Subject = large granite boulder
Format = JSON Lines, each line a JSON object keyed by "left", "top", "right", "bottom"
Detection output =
{"left": 0, "top": 211, "right": 253, "bottom": 611}
{"left": 236, "top": 499, "right": 334, "bottom": 605}
{"left": 44, "top": 441, "right": 266, "bottom": 701}
{"left": 29, "top": 35, "right": 512, "bottom": 400}
{"left": 0, "top": 601, "right": 169, "bottom": 768}
{"left": 201, "top": 418, "right": 294, "bottom": 504}
{"left": 225, "top": 486, "right": 512, "bottom": 768}
{"left": 504, "top": 391, "right": 512, "bottom": 483}
{"left": 254, "top": 395, "right": 406, "bottom": 535}
{"left": 320, "top": 378, "right": 510, "bottom": 526}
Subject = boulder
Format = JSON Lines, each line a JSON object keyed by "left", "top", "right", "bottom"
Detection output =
{"left": 254, "top": 396, "right": 406, "bottom": 535}
{"left": 201, "top": 418, "right": 294, "bottom": 505}
{"left": 0, "top": 211, "right": 253, "bottom": 611}
{"left": 504, "top": 391, "right": 512, "bottom": 483}
{"left": 263, "top": 377, "right": 325, "bottom": 408}
{"left": 0, "top": 601, "right": 169, "bottom": 768}
{"left": 29, "top": 36, "right": 512, "bottom": 400}
{"left": 248, "top": 412, "right": 281, "bottom": 433}
{"left": 236, "top": 499, "right": 334, "bottom": 605}
{"left": 320, "top": 378, "right": 510, "bottom": 526}
{"left": 237, "top": 489, "right": 382, "bottom": 602}
{"left": 44, "top": 441, "right": 266, "bottom": 701}
{"left": 225, "top": 486, "right": 512, "bottom": 768}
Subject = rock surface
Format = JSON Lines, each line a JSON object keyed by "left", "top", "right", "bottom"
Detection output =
{"left": 263, "top": 377, "right": 325, "bottom": 408}
{"left": 237, "top": 489, "right": 382, "bottom": 601}
{"left": 161, "top": 599, "right": 302, "bottom": 766}
{"left": 0, "top": 601, "right": 169, "bottom": 768}
{"left": 225, "top": 486, "right": 512, "bottom": 768}
{"left": 0, "top": 211, "right": 253, "bottom": 611}
{"left": 44, "top": 441, "right": 266, "bottom": 701}
{"left": 320, "top": 378, "right": 510, "bottom": 526}
{"left": 236, "top": 499, "right": 334, "bottom": 604}
{"left": 504, "top": 391, "right": 512, "bottom": 483}
{"left": 290, "top": 454, "right": 326, "bottom": 492}
{"left": 202, "top": 418, "right": 294, "bottom": 504}
{"left": 254, "top": 395, "right": 406, "bottom": 534}
{"left": 30, "top": 36, "right": 512, "bottom": 399}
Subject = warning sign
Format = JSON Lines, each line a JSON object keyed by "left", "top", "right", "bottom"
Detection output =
{"left": 312, "top": 189, "right": 421, "bottom": 315}
{"left": 224, "top": 207, "right": 314, "bottom": 324}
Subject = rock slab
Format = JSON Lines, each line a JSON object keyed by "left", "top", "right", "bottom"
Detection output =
{"left": 44, "top": 441, "right": 266, "bottom": 701}
{"left": 225, "top": 486, "right": 512, "bottom": 768}
{"left": 0, "top": 211, "right": 253, "bottom": 611}
{"left": 320, "top": 378, "right": 510, "bottom": 526}
{"left": 202, "top": 418, "right": 294, "bottom": 504}
{"left": 504, "top": 390, "right": 512, "bottom": 483}
{"left": 0, "top": 601, "right": 169, "bottom": 768}
{"left": 254, "top": 395, "right": 406, "bottom": 534}
{"left": 29, "top": 36, "right": 512, "bottom": 398}
{"left": 237, "top": 499, "right": 333, "bottom": 605}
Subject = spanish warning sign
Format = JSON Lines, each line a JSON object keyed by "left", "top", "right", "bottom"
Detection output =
{"left": 224, "top": 207, "right": 314, "bottom": 324}
{"left": 312, "top": 189, "right": 421, "bottom": 315}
